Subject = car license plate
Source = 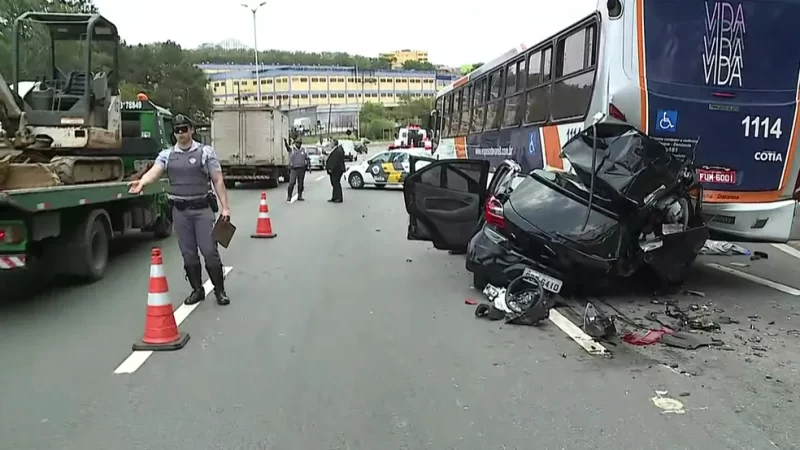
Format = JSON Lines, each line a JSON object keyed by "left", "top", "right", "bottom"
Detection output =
{"left": 522, "top": 268, "right": 563, "bottom": 294}
{"left": 697, "top": 168, "right": 736, "bottom": 184}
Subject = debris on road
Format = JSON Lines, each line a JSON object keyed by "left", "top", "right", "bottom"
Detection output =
{"left": 651, "top": 390, "right": 686, "bottom": 414}
{"left": 660, "top": 332, "right": 722, "bottom": 350}
{"left": 477, "top": 277, "right": 553, "bottom": 325}
{"left": 583, "top": 303, "right": 616, "bottom": 339}
{"left": 700, "top": 240, "right": 751, "bottom": 256}
{"left": 623, "top": 328, "right": 671, "bottom": 345}
{"left": 464, "top": 298, "right": 479, "bottom": 305}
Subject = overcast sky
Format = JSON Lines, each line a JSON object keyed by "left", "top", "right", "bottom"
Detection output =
{"left": 91, "top": 0, "right": 598, "bottom": 66}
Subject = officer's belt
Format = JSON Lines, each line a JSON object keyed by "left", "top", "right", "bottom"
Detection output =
{"left": 170, "top": 197, "right": 209, "bottom": 210}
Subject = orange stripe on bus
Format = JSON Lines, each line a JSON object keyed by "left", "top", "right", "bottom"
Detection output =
{"left": 454, "top": 77, "right": 468, "bottom": 88}
{"left": 455, "top": 136, "right": 467, "bottom": 159}
{"left": 636, "top": 0, "right": 648, "bottom": 134}
{"left": 777, "top": 72, "right": 800, "bottom": 193}
{"left": 542, "top": 126, "right": 563, "bottom": 170}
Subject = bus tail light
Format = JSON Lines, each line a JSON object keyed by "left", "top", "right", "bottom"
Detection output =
{"left": 484, "top": 195, "right": 505, "bottom": 229}
{"left": 609, "top": 103, "right": 626, "bottom": 122}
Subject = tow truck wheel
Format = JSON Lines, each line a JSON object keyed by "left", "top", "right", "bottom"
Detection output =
{"left": 152, "top": 215, "right": 173, "bottom": 239}
{"left": 348, "top": 172, "right": 364, "bottom": 189}
{"left": 72, "top": 213, "right": 110, "bottom": 282}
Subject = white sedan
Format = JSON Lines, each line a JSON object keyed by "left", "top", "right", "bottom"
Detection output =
{"left": 345, "top": 149, "right": 430, "bottom": 189}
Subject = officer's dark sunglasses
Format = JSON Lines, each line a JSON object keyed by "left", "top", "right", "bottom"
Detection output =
{"left": 173, "top": 126, "right": 190, "bottom": 134}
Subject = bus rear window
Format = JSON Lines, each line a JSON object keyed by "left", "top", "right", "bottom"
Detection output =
{"left": 643, "top": 0, "right": 800, "bottom": 91}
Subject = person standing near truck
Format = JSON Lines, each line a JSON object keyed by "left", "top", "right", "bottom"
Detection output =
{"left": 128, "top": 114, "right": 232, "bottom": 306}
{"left": 284, "top": 137, "right": 310, "bottom": 202}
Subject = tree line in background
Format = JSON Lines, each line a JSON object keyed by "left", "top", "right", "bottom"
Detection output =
{"left": 1, "top": 0, "right": 457, "bottom": 122}
{"left": 358, "top": 95, "right": 433, "bottom": 141}
{"left": 191, "top": 45, "right": 438, "bottom": 72}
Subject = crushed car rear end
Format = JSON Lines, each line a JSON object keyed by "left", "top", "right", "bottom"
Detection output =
{"left": 467, "top": 123, "right": 709, "bottom": 294}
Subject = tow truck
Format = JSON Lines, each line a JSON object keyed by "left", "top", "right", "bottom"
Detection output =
{"left": 388, "top": 125, "right": 432, "bottom": 151}
{"left": 0, "top": 13, "right": 171, "bottom": 281}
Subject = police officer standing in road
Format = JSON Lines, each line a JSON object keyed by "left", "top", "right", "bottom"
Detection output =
{"left": 284, "top": 137, "right": 310, "bottom": 202}
{"left": 326, "top": 138, "right": 346, "bottom": 203}
{"left": 129, "top": 114, "right": 232, "bottom": 306}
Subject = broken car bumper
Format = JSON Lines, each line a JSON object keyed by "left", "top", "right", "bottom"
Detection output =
{"left": 466, "top": 224, "right": 567, "bottom": 291}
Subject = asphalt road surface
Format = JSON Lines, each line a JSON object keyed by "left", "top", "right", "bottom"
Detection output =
{"left": 2, "top": 175, "right": 800, "bottom": 450}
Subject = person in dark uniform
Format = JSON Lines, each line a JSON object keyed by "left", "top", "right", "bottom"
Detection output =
{"left": 128, "top": 114, "right": 231, "bottom": 306}
{"left": 284, "top": 137, "right": 310, "bottom": 202}
{"left": 326, "top": 138, "right": 346, "bottom": 203}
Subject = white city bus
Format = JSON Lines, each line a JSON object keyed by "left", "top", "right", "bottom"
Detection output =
{"left": 429, "top": 0, "right": 800, "bottom": 243}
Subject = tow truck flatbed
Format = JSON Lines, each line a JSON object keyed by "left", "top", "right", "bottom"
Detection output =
{"left": 0, "top": 179, "right": 172, "bottom": 280}
{"left": 0, "top": 179, "right": 168, "bottom": 212}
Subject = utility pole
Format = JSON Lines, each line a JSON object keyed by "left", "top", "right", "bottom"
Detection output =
{"left": 242, "top": 2, "right": 267, "bottom": 104}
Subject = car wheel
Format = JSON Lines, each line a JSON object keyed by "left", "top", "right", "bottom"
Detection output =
{"left": 348, "top": 172, "right": 364, "bottom": 189}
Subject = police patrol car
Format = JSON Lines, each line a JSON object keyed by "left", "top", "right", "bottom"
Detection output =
{"left": 345, "top": 149, "right": 429, "bottom": 189}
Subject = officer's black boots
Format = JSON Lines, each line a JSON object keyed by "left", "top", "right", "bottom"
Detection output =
{"left": 207, "top": 265, "right": 230, "bottom": 305}
{"left": 184, "top": 264, "right": 205, "bottom": 305}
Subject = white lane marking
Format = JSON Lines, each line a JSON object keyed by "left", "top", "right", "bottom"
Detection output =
{"left": 547, "top": 309, "right": 609, "bottom": 355}
{"left": 289, "top": 193, "right": 298, "bottom": 204}
{"left": 315, "top": 175, "right": 326, "bottom": 182}
{"left": 772, "top": 243, "right": 800, "bottom": 260}
{"left": 705, "top": 262, "right": 800, "bottom": 296}
{"left": 113, "top": 266, "right": 233, "bottom": 374}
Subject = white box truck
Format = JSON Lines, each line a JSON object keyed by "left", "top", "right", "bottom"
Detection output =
{"left": 211, "top": 106, "right": 290, "bottom": 188}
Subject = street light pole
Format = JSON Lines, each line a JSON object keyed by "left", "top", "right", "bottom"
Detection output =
{"left": 242, "top": 2, "right": 267, "bottom": 104}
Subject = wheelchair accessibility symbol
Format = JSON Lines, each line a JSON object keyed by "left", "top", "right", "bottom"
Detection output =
{"left": 528, "top": 132, "right": 537, "bottom": 154}
{"left": 656, "top": 109, "right": 678, "bottom": 132}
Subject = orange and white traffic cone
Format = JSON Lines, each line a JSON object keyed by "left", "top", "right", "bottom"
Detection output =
{"left": 132, "top": 248, "right": 190, "bottom": 351}
{"left": 250, "top": 191, "right": 277, "bottom": 239}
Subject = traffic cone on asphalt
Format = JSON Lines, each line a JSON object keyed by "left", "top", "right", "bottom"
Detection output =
{"left": 250, "top": 191, "right": 277, "bottom": 239}
{"left": 132, "top": 248, "right": 190, "bottom": 351}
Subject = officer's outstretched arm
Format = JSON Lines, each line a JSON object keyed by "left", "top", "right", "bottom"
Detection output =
{"left": 138, "top": 164, "right": 165, "bottom": 186}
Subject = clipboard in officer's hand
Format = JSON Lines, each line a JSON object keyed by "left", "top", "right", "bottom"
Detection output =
{"left": 212, "top": 216, "right": 236, "bottom": 248}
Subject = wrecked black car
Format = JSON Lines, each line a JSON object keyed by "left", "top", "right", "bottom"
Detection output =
{"left": 403, "top": 122, "right": 709, "bottom": 297}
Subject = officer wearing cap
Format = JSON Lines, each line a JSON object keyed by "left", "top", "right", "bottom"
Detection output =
{"left": 129, "top": 114, "right": 232, "bottom": 306}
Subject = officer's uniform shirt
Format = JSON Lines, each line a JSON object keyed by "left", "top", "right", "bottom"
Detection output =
{"left": 155, "top": 141, "right": 222, "bottom": 200}
{"left": 289, "top": 145, "right": 309, "bottom": 168}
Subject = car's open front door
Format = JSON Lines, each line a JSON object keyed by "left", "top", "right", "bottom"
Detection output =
{"left": 404, "top": 157, "right": 490, "bottom": 251}
{"left": 409, "top": 155, "right": 438, "bottom": 175}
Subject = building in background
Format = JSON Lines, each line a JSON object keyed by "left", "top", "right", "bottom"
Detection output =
{"left": 378, "top": 49, "right": 429, "bottom": 69}
{"left": 198, "top": 64, "right": 457, "bottom": 131}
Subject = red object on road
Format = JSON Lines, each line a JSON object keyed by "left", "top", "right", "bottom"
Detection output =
{"left": 251, "top": 191, "right": 277, "bottom": 239}
{"left": 132, "top": 248, "right": 190, "bottom": 351}
{"left": 464, "top": 298, "right": 479, "bottom": 305}
{"left": 622, "top": 328, "right": 673, "bottom": 346}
